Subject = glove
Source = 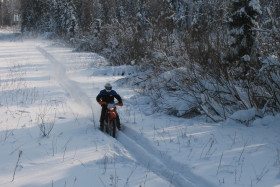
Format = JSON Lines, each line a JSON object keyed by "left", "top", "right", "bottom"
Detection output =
{"left": 116, "top": 102, "right": 123, "bottom": 106}
{"left": 98, "top": 101, "right": 107, "bottom": 105}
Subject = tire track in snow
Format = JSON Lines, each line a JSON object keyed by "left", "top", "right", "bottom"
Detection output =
{"left": 37, "top": 46, "right": 214, "bottom": 186}
{"left": 118, "top": 126, "right": 215, "bottom": 187}
{"left": 36, "top": 46, "right": 93, "bottom": 117}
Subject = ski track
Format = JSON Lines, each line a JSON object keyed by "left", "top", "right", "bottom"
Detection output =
{"left": 37, "top": 46, "right": 213, "bottom": 187}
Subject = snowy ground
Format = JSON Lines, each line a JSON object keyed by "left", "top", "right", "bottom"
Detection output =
{"left": 0, "top": 30, "right": 279, "bottom": 187}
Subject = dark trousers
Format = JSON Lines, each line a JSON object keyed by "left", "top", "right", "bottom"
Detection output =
{"left": 100, "top": 105, "right": 120, "bottom": 126}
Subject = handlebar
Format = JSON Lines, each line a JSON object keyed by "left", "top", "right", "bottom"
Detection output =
{"left": 98, "top": 101, "right": 107, "bottom": 105}
{"left": 98, "top": 102, "right": 123, "bottom": 106}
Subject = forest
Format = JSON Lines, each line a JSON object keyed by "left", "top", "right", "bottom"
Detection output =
{"left": 1, "top": 0, "right": 280, "bottom": 122}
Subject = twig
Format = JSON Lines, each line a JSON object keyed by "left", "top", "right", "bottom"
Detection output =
{"left": 125, "top": 165, "right": 138, "bottom": 187}
{"left": 103, "top": 154, "right": 108, "bottom": 174}
{"left": 11, "top": 150, "right": 23, "bottom": 182}
{"left": 238, "top": 142, "right": 248, "bottom": 164}
{"left": 99, "top": 177, "right": 106, "bottom": 187}
{"left": 90, "top": 106, "right": 96, "bottom": 128}
{"left": 62, "top": 138, "right": 72, "bottom": 162}
{"left": 216, "top": 152, "right": 224, "bottom": 175}
{"left": 256, "top": 164, "right": 270, "bottom": 184}
{"left": 230, "top": 131, "right": 237, "bottom": 148}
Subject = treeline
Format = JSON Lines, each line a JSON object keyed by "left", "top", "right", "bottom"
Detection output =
{"left": 0, "top": 0, "right": 20, "bottom": 26}
{"left": 20, "top": 0, "right": 280, "bottom": 121}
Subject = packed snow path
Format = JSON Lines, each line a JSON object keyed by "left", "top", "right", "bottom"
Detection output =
{"left": 36, "top": 46, "right": 93, "bottom": 116}
{"left": 0, "top": 38, "right": 175, "bottom": 186}
{"left": 118, "top": 126, "right": 213, "bottom": 187}
{"left": 37, "top": 46, "right": 212, "bottom": 187}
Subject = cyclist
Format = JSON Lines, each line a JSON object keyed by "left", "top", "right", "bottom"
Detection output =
{"left": 96, "top": 82, "right": 123, "bottom": 131}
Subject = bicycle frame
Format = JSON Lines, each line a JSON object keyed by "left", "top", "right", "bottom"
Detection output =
{"left": 104, "top": 103, "right": 119, "bottom": 138}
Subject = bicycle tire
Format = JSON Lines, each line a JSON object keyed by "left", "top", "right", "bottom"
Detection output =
{"left": 112, "top": 119, "right": 117, "bottom": 138}
{"left": 107, "top": 115, "right": 110, "bottom": 134}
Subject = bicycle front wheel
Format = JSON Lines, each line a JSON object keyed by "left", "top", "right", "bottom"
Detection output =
{"left": 111, "top": 119, "right": 117, "bottom": 138}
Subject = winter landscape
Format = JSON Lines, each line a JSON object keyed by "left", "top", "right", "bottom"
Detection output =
{"left": 1, "top": 0, "right": 280, "bottom": 186}
{"left": 0, "top": 28, "right": 279, "bottom": 187}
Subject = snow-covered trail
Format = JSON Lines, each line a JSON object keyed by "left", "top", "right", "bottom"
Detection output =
{"left": 0, "top": 37, "right": 173, "bottom": 187}
{"left": 36, "top": 46, "right": 94, "bottom": 118}
{"left": 118, "top": 126, "right": 214, "bottom": 187}
{"left": 36, "top": 45, "right": 212, "bottom": 187}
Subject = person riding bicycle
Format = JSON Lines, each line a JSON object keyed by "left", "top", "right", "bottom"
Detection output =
{"left": 96, "top": 82, "right": 123, "bottom": 131}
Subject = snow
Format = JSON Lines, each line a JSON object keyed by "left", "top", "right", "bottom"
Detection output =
{"left": 0, "top": 30, "right": 280, "bottom": 187}
{"left": 242, "top": 55, "right": 250, "bottom": 62}
{"left": 249, "top": 0, "right": 262, "bottom": 15}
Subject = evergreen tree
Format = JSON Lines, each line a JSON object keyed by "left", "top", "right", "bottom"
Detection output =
{"left": 0, "top": 1, "right": 2, "bottom": 26}
{"left": 20, "top": 0, "right": 32, "bottom": 31}
{"left": 73, "top": 0, "right": 93, "bottom": 32}
{"left": 60, "top": 0, "right": 77, "bottom": 37}
{"left": 20, "top": 0, "right": 47, "bottom": 32}
{"left": 49, "top": 0, "right": 63, "bottom": 35}
{"left": 2, "top": 0, "right": 11, "bottom": 26}
{"left": 227, "top": 0, "right": 262, "bottom": 80}
{"left": 260, "top": 0, "right": 280, "bottom": 58}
